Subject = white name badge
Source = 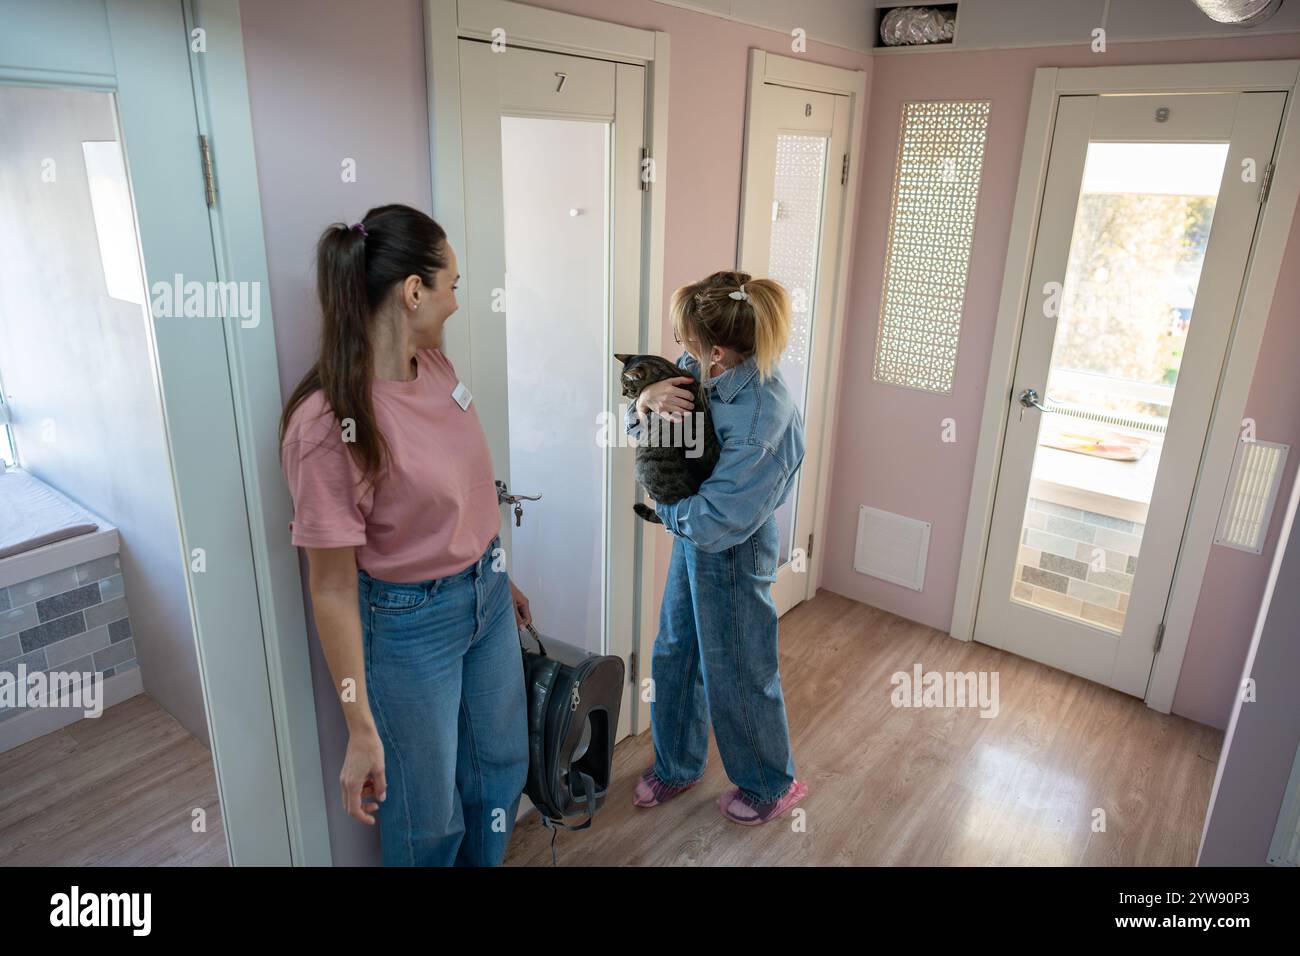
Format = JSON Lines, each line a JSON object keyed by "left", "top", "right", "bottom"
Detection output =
{"left": 452, "top": 381, "right": 473, "bottom": 411}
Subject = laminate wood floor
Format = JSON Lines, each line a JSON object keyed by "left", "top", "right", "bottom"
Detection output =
{"left": 504, "top": 589, "right": 1221, "bottom": 866}
{"left": 0, "top": 694, "right": 229, "bottom": 866}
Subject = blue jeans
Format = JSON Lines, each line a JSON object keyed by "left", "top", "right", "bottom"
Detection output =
{"left": 651, "top": 514, "right": 796, "bottom": 804}
{"left": 358, "top": 535, "right": 528, "bottom": 866}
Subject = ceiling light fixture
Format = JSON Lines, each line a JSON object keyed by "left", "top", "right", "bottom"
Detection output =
{"left": 1188, "top": 0, "right": 1285, "bottom": 25}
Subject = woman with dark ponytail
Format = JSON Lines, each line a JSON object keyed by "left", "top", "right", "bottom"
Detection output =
{"left": 279, "top": 204, "right": 529, "bottom": 866}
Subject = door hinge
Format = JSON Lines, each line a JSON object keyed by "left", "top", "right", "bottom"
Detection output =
{"left": 198, "top": 134, "right": 216, "bottom": 207}
{"left": 1259, "top": 162, "right": 1275, "bottom": 204}
{"left": 628, "top": 652, "right": 638, "bottom": 684}
{"left": 807, "top": 532, "right": 814, "bottom": 557}
{"left": 640, "top": 146, "right": 651, "bottom": 192}
{"left": 840, "top": 152, "right": 849, "bottom": 186}
{"left": 1153, "top": 621, "right": 1166, "bottom": 653}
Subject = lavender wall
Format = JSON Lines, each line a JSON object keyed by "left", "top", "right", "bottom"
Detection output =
{"left": 818, "top": 34, "right": 1300, "bottom": 730}
{"left": 1198, "top": 468, "right": 1300, "bottom": 865}
{"left": 240, "top": 0, "right": 431, "bottom": 867}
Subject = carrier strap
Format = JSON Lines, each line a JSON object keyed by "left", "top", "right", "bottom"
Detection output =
{"left": 520, "top": 621, "right": 547, "bottom": 657}
{"left": 541, "top": 770, "right": 599, "bottom": 833}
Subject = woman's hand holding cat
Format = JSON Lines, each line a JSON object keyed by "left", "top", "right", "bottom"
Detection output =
{"left": 637, "top": 376, "right": 696, "bottom": 424}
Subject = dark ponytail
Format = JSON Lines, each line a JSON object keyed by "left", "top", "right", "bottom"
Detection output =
{"left": 279, "top": 204, "right": 448, "bottom": 485}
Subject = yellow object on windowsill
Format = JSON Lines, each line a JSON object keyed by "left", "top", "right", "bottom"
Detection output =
{"left": 1039, "top": 427, "right": 1151, "bottom": 461}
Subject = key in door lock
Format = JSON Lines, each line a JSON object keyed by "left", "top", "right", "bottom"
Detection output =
{"left": 1017, "top": 387, "right": 1050, "bottom": 422}
{"left": 495, "top": 480, "right": 542, "bottom": 527}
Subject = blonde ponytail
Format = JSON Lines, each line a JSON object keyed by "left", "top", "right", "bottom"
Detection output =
{"left": 669, "top": 270, "right": 792, "bottom": 383}
{"left": 742, "top": 278, "right": 790, "bottom": 382}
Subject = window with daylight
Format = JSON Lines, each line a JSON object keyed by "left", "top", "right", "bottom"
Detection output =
{"left": 0, "top": 387, "right": 16, "bottom": 468}
{"left": 873, "top": 100, "right": 991, "bottom": 394}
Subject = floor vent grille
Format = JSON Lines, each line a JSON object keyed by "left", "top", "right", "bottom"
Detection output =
{"left": 853, "top": 505, "right": 930, "bottom": 591}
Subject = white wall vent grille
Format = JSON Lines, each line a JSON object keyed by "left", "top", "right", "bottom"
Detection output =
{"left": 1215, "top": 439, "right": 1289, "bottom": 554}
{"left": 853, "top": 505, "right": 931, "bottom": 591}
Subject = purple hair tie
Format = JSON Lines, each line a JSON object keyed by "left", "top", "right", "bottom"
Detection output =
{"left": 351, "top": 222, "right": 368, "bottom": 237}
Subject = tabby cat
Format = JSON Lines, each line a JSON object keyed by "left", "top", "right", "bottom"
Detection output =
{"left": 616, "top": 353, "right": 721, "bottom": 523}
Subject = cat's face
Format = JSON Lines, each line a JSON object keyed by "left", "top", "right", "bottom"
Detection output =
{"left": 614, "top": 353, "right": 693, "bottom": 400}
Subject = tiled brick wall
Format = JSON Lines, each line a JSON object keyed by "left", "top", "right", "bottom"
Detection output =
{"left": 0, "top": 554, "right": 136, "bottom": 721}
{"left": 1014, "top": 498, "right": 1144, "bottom": 632}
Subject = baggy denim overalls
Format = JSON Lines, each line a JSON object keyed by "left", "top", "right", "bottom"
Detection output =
{"left": 628, "top": 352, "right": 806, "bottom": 804}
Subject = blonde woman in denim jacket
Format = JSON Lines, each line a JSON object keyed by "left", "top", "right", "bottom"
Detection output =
{"left": 625, "top": 270, "right": 807, "bottom": 825}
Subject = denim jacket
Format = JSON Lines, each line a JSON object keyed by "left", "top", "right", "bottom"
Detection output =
{"left": 626, "top": 351, "right": 805, "bottom": 553}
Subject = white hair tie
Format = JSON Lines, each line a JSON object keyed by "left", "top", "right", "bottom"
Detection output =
{"left": 728, "top": 284, "right": 748, "bottom": 301}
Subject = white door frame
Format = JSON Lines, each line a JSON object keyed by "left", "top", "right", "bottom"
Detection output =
{"left": 185, "top": 0, "right": 330, "bottom": 864}
{"left": 737, "top": 50, "right": 866, "bottom": 610}
{"left": 951, "top": 60, "right": 1300, "bottom": 714}
{"left": 424, "top": 0, "right": 669, "bottom": 733}
{"left": 0, "top": 0, "right": 330, "bottom": 863}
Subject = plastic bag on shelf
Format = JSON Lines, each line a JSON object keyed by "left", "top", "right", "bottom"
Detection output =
{"left": 879, "top": 6, "right": 956, "bottom": 46}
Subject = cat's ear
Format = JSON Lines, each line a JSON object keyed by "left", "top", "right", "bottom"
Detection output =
{"left": 613, "top": 353, "right": 632, "bottom": 365}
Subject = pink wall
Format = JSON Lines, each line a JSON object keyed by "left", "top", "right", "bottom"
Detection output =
{"left": 238, "top": 3, "right": 1300, "bottom": 872}
{"left": 525, "top": 0, "right": 872, "bottom": 601}
{"left": 819, "top": 34, "right": 1300, "bottom": 730}
{"left": 1176, "top": 247, "right": 1300, "bottom": 726}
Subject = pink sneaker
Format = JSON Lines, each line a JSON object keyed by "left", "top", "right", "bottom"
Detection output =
{"left": 632, "top": 768, "right": 699, "bottom": 808}
{"left": 719, "top": 780, "right": 808, "bottom": 825}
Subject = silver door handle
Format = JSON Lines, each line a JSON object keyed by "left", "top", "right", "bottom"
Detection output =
{"left": 1018, "top": 387, "right": 1049, "bottom": 412}
{"left": 495, "top": 479, "right": 542, "bottom": 505}
{"left": 496, "top": 480, "right": 542, "bottom": 529}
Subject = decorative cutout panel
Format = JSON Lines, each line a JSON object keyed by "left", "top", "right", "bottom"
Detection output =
{"left": 873, "top": 100, "right": 991, "bottom": 394}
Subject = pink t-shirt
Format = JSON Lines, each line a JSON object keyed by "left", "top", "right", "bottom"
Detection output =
{"left": 281, "top": 347, "right": 500, "bottom": 582}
